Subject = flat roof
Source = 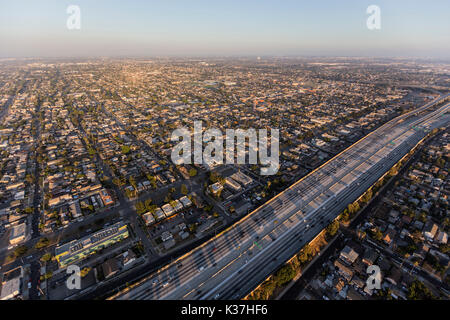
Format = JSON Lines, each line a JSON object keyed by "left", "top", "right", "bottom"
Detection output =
{"left": 0, "top": 277, "right": 21, "bottom": 300}
{"left": 55, "top": 221, "right": 127, "bottom": 256}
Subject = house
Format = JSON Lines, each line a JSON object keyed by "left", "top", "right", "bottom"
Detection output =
{"left": 121, "top": 249, "right": 137, "bottom": 268}
{"left": 102, "top": 258, "right": 120, "bottom": 279}
{"left": 334, "top": 259, "right": 354, "bottom": 281}
{"left": 347, "top": 287, "right": 365, "bottom": 300}
{"left": 413, "top": 220, "right": 424, "bottom": 231}
{"left": 179, "top": 231, "right": 189, "bottom": 240}
{"left": 154, "top": 208, "right": 166, "bottom": 221}
{"left": 362, "top": 248, "right": 378, "bottom": 266}
{"left": 350, "top": 276, "right": 366, "bottom": 289}
{"left": 423, "top": 222, "right": 438, "bottom": 241}
{"left": 383, "top": 228, "right": 396, "bottom": 246}
{"left": 436, "top": 231, "right": 447, "bottom": 244}
{"left": 339, "top": 245, "right": 359, "bottom": 265}
{"left": 69, "top": 201, "right": 82, "bottom": 219}
{"left": 171, "top": 200, "right": 183, "bottom": 213}
{"left": 162, "top": 204, "right": 175, "bottom": 217}
{"left": 413, "top": 243, "right": 429, "bottom": 260}
{"left": 179, "top": 196, "right": 192, "bottom": 208}
{"left": 333, "top": 278, "right": 346, "bottom": 292}
{"left": 99, "top": 189, "right": 114, "bottom": 206}
{"left": 142, "top": 212, "right": 155, "bottom": 226}
{"left": 161, "top": 231, "right": 173, "bottom": 242}
{"left": 388, "top": 210, "right": 400, "bottom": 224}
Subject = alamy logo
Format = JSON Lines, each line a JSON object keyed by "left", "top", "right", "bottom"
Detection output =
{"left": 366, "top": 265, "right": 382, "bottom": 290}
{"left": 66, "top": 265, "right": 81, "bottom": 290}
{"left": 171, "top": 121, "right": 279, "bottom": 175}
{"left": 66, "top": 5, "right": 81, "bottom": 30}
{"left": 366, "top": 5, "right": 381, "bottom": 30}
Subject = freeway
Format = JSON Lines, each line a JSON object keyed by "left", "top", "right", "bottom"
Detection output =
{"left": 112, "top": 94, "right": 450, "bottom": 300}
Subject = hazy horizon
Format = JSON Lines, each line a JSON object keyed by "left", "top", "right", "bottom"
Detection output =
{"left": 1, "top": 0, "right": 449, "bottom": 59}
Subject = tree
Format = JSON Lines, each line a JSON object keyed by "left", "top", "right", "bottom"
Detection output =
{"left": 362, "top": 189, "right": 373, "bottom": 204}
{"left": 326, "top": 220, "right": 339, "bottom": 237}
{"left": 113, "top": 178, "right": 123, "bottom": 187}
{"left": 189, "top": 224, "right": 197, "bottom": 233}
{"left": 348, "top": 202, "right": 360, "bottom": 215}
{"left": 181, "top": 184, "right": 188, "bottom": 195}
{"left": 144, "top": 199, "right": 153, "bottom": 211}
{"left": 209, "top": 171, "right": 221, "bottom": 183}
{"left": 129, "top": 176, "right": 137, "bottom": 189}
{"left": 14, "top": 245, "right": 28, "bottom": 257}
{"left": 274, "top": 264, "right": 296, "bottom": 286}
{"left": 35, "top": 237, "right": 50, "bottom": 249}
{"left": 418, "top": 212, "right": 427, "bottom": 223}
{"left": 407, "top": 280, "right": 436, "bottom": 300}
{"left": 136, "top": 201, "right": 146, "bottom": 214}
{"left": 340, "top": 209, "right": 350, "bottom": 222}
{"left": 125, "top": 188, "right": 133, "bottom": 199}
{"left": 298, "top": 244, "right": 312, "bottom": 264}
{"left": 371, "top": 228, "right": 383, "bottom": 241}
{"left": 170, "top": 200, "right": 178, "bottom": 208}
{"left": 189, "top": 168, "right": 197, "bottom": 177}
{"left": 121, "top": 145, "right": 131, "bottom": 154}
{"left": 40, "top": 253, "right": 52, "bottom": 262}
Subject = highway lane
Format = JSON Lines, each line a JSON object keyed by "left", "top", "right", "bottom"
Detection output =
{"left": 179, "top": 120, "right": 445, "bottom": 299}
{"left": 200, "top": 106, "right": 450, "bottom": 300}
{"left": 113, "top": 94, "right": 449, "bottom": 300}
{"left": 196, "top": 116, "right": 448, "bottom": 299}
{"left": 201, "top": 120, "right": 444, "bottom": 299}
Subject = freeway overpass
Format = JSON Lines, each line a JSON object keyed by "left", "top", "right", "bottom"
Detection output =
{"left": 112, "top": 94, "right": 450, "bottom": 300}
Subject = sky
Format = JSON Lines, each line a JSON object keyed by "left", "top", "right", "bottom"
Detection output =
{"left": 0, "top": 0, "right": 449, "bottom": 58}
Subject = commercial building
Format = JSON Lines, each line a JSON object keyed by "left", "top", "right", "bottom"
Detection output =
{"left": 209, "top": 182, "right": 223, "bottom": 195}
{"left": 231, "top": 171, "right": 253, "bottom": 187}
{"left": 0, "top": 267, "right": 23, "bottom": 300}
{"left": 9, "top": 223, "right": 26, "bottom": 245}
{"left": 0, "top": 277, "right": 21, "bottom": 300}
{"left": 54, "top": 222, "right": 129, "bottom": 268}
{"left": 225, "top": 177, "right": 242, "bottom": 192}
